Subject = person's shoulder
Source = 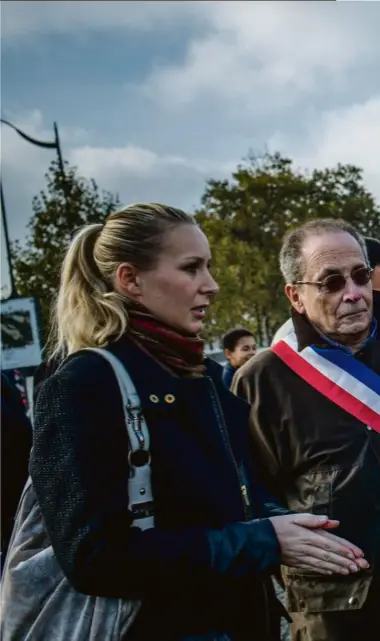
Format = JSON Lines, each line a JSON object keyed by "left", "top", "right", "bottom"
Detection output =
{"left": 39, "top": 347, "right": 124, "bottom": 400}
{"left": 271, "top": 318, "right": 294, "bottom": 345}
{"left": 205, "top": 357, "right": 223, "bottom": 380}
{"left": 205, "top": 358, "right": 238, "bottom": 393}
{"left": 236, "top": 347, "right": 285, "bottom": 381}
{"left": 55, "top": 349, "right": 110, "bottom": 378}
{"left": 242, "top": 347, "right": 280, "bottom": 371}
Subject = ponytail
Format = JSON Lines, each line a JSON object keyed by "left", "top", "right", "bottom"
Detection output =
{"left": 48, "top": 224, "right": 128, "bottom": 360}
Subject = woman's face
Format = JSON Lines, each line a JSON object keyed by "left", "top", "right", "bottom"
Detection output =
{"left": 118, "top": 224, "right": 219, "bottom": 334}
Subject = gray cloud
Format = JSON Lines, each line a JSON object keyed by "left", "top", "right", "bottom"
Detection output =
{"left": 1, "top": 1, "right": 211, "bottom": 42}
{"left": 2, "top": 1, "right": 380, "bottom": 297}
{"left": 140, "top": 2, "right": 380, "bottom": 113}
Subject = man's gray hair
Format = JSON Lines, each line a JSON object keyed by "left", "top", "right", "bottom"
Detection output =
{"left": 279, "top": 218, "right": 369, "bottom": 284}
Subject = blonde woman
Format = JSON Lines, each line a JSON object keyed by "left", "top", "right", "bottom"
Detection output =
{"left": 29, "top": 204, "right": 366, "bottom": 641}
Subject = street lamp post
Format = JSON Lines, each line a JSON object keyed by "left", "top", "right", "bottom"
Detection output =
{"left": 0, "top": 118, "right": 66, "bottom": 300}
{"left": 1, "top": 181, "right": 17, "bottom": 298}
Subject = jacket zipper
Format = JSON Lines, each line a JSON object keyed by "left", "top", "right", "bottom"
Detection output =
{"left": 208, "top": 378, "right": 250, "bottom": 520}
{"left": 208, "top": 379, "right": 276, "bottom": 637}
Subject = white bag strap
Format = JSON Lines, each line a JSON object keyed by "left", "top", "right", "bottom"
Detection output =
{"left": 85, "top": 348, "right": 154, "bottom": 530}
{"left": 86, "top": 347, "right": 150, "bottom": 452}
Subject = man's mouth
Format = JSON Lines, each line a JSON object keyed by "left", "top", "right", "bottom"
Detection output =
{"left": 340, "top": 310, "right": 366, "bottom": 318}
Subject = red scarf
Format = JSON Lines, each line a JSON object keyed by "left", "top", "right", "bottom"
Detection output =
{"left": 127, "top": 303, "right": 205, "bottom": 376}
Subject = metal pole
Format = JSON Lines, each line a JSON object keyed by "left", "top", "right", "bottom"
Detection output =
{"left": 53, "top": 122, "right": 65, "bottom": 181}
{"left": 0, "top": 181, "right": 18, "bottom": 298}
{"left": 0, "top": 119, "right": 67, "bottom": 299}
{"left": 53, "top": 122, "right": 70, "bottom": 211}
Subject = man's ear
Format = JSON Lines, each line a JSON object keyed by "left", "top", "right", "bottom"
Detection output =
{"left": 115, "top": 263, "right": 141, "bottom": 299}
{"left": 285, "top": 283, "right": 306, "bottom": 315}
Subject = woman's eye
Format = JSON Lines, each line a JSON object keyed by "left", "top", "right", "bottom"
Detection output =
{"left": 184, "top": 265, "right": 197, "bottom": 273}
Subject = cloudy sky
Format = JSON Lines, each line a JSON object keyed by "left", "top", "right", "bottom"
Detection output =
{"left": 1, "top": 0, "right": 380, "bottom": 294}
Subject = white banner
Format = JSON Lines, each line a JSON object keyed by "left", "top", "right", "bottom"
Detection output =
{"left": 0, "top": 296, "right": 42, "bottom": 370}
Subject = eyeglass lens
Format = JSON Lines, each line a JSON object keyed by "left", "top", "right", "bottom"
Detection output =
{"left": 322, "top": 267, "right": 371, "bottom": 293}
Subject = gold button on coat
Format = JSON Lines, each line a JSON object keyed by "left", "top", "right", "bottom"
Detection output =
{"left": 164, "top": 394, "right": 175, "bottom": 404}
{"left": 149, "top": 394, "right": 159, "bottom": 403}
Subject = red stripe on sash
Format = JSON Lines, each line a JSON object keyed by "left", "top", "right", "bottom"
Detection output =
{"left": 272, "top": 340, "right": 380, "bottom": 432}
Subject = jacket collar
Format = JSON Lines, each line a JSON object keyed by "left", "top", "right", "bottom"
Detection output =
{"left": 223, "top": 362, "right": 236, "bottom": 375}
{"left": 107, "top": 334, "right": 215, "bottom": 411}
{"left": 291, "top": 307, "right": 378, "bottom": 352}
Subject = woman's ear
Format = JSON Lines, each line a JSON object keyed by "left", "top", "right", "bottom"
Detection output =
{"left": 115, "top": 263, "right": 141, "bottom": 299}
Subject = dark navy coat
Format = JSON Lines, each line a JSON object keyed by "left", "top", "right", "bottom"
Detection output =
{"left": 31, "top": 337, "right": 288, "bottom": 640}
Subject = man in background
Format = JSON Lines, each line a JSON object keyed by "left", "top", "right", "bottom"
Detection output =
{"left": 222, "top": 328, "right": 256, "bottom": 389}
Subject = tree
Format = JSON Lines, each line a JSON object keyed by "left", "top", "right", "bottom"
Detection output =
{"left": 13, "top": 160, "right": 121, "bottom": 333}
{"left": 197, "top": 152, "right": 380, "bottom": 345}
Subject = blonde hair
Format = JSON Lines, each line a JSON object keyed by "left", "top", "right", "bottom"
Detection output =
{"left": 48, "top": 203, "right": 195, "bottom": 360}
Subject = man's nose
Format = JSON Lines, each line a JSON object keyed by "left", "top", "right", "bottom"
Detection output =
{"left": 343, "top": 279, "right": 364, "bottom": 303}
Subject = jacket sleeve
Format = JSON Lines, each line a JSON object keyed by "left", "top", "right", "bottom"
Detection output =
{"left": 231, "top": 365, "right": 255, "bottom": 404}
{"left": 253, "top": 478, "right": 293, "bottom": 518}
{"left": 231, "top": 357, "right": 291, "bottom": 505}
{"left": 30, "top": 353, "right": 281, "bottom": 600}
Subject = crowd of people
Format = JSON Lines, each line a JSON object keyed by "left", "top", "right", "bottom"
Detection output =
{"left": 1, "top": 204, "right": 379, "bottom": 641}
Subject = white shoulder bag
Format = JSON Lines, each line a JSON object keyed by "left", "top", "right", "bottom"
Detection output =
{"left": 0, "top": 348, "right": 153, "bottom": 641}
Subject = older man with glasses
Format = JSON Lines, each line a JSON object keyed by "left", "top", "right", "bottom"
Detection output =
{"left": 232, "top": 218, "right": 380, "bottom": 641}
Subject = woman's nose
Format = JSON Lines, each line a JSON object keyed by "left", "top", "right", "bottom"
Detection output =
{"left": 203, "top": 272, "right": 219, "bottom": 296}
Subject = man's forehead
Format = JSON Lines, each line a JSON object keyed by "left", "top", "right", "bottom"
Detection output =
{"left": 302, "top": 231, "right": 366, "bottom": 273}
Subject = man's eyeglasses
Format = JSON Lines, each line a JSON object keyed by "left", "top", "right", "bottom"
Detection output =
{"left": 294, "top": 266, "right": 373, "bottom": 294}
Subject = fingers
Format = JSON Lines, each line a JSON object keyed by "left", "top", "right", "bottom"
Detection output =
{"left": 302, "top": 544, "right": 362, "bottom": 573}
{"left": 296, "top": 555, "right": 352, "bottom": 575}
{"left": 318, "top": 519, "right": 340, "bottom": 530}
{"left": 290, "top": 549, "right": 369, "bottom": 574}
{"left": 292, "top": 514, "right": 332, "bottom": 529}
{"left": 302, "top": 530, "right": 364, "bottom": 566}
{"left": 317, "top": 533, "right": 369, "bottom": 569}
{"left": 356, "top": 557, "right": 370, "bottom": 570}
{"left": 292, "top": 515, "right": 365, "bottom": 558}
{"left": 302, "top": 527, "right": 363, "bottom": 560}
{"left": 317, "top": 530, "right": 365, "bottom": 560}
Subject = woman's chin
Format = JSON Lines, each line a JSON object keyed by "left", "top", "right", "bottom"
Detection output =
{"left": 186, "top": 319, "right": 204, "bottom": 334}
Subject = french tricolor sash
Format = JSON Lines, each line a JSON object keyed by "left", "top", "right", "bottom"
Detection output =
{"left": 272, "top": 331, "right": 380, "bottom": 433}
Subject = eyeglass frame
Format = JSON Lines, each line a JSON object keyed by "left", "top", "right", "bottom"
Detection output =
{"left": 293, "top": 266, "right": 373, "bottom": 293}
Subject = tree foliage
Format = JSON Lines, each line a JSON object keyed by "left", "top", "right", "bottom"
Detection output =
{"left": 13, "top": 153, "right": 379, "bottom": 347}
{"left": 197, "top": 152, "right": 380, "bottom": 345}
{"left": 13, "top": 160, "right": 121, "bottom": 331}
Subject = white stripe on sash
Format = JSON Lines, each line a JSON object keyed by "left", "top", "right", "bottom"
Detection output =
{"left": 283, "top": 332, "right": 380, "bottom": 415}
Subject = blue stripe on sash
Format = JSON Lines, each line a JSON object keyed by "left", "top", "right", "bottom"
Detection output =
{"left": 310, "top": 345, "right": 380, "bottom": 395}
